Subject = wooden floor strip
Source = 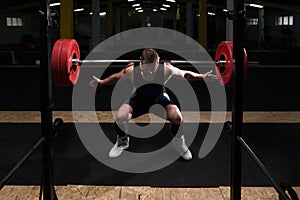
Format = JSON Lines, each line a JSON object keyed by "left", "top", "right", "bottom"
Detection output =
{"left": 0, "top": 185, "right": 299, "bottom": 200}
{"left": 0, "top": 111, "right": 300, "bottom": 123}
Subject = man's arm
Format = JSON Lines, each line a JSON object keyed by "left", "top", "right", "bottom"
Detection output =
{"left": 89, "top": 62, "right": 134, "bottom": 87}
{"left": 164, "top": 62, "right": 217, "bottom": 82}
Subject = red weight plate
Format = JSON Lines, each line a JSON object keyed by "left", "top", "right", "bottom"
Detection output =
{"left": 52, "top": 39, "right": 80, "bottom": 86}
{"left": 51, "top": 39, "right": 64, "bottom": 86}
{"left": 69, "top": 39, "right": 80, "bottom": 85}
{"left": 215, "top": 41, "right": 233, "bottom": 86}
{"left": 60, "top": 39, "right": 80, "bottom": 85}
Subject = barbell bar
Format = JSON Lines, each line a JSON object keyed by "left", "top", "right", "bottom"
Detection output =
{"left": 51, "top": 39, "right": 249, "bottom": 86}
{"left": 73, "top": 59, "right": 229, "bottom": 65}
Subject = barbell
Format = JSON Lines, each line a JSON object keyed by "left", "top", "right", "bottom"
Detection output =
{"left": 51, "top": 39, "right": 248, "bottom": 86}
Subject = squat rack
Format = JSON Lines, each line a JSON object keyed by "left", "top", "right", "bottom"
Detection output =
{"left": 230, "top": 0, "right": 296, "bottom": 200}
{"left": 39, "top": 0, "right": 59, "bottom": 199}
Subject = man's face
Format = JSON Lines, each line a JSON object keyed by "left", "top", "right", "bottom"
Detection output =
{"left": 139, "top": 57, "right": 160, "bottom": 75}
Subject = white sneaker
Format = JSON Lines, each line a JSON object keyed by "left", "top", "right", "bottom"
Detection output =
{"left": 109, "top": 136, "right": 129, "bottom": 158}
{"left": 172, "top": 135, "right": 192, "bottom": 160}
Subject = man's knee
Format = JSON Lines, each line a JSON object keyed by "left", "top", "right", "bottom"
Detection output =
{"left": 116, "top": 104, "right": 133, "bottom": 123}
{"left": 168, "top": 112, "right": 183, "bottom": 124}
{"left": 116, "top": 112, "right": 130, "bottom": 123}
{"left": 166, "top": 105, "right": 182, "bottom": 124}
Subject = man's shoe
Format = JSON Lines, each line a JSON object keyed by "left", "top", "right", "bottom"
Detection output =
{"left": 109, "top": 135, "right": 129, "bottom": 158}
{"left": 172, "top": 135, "right": 192, "bottom": 160}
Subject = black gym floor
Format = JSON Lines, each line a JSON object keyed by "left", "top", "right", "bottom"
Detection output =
{"left": 0, "top": 122, "right": 299, "bottom": 187}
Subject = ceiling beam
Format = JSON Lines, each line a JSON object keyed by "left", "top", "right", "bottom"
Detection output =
{"left": 0, "top": 1, "right": 39, "bottom": 12}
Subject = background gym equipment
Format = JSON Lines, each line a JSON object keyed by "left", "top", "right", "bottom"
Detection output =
{"left": 51, "top": 39, "right": 248, "bottom": 86}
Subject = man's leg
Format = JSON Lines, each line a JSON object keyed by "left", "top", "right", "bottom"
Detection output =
{"left": 115, "top": 103, "right": 133, "bottom": 137}
{"left": 165, "top": 104, "right": 193, "bottom": 160}
{"left": 109, "top": 103, "right": 133, "bottom": 158}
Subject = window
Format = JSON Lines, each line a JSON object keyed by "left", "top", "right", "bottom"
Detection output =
{"left": 6, "top": 17, "right": 23, "bottom": 27}
{"left": 247, "top": 18, "right": 258, "bottom": 26}
{"left": 275, "top": 16, "right": 293, "bottom": 26}
{"left": 289, "top": 16, "right": 294, "bottom": 25}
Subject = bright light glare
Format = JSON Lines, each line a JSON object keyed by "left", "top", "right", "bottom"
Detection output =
{"left": 74, "top": 8, "right": 84, "bottom": 12}
{"left": 249, "top": 4, "right": 263, "bottom": 8}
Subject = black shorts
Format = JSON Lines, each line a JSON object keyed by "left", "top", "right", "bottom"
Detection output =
{"left": 124, "top": 92, "right": 175, "bottom": 119}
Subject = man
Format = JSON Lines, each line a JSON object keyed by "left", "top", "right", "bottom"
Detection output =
{"left": 89, "top": 48, "right": 217, "bottom": 160}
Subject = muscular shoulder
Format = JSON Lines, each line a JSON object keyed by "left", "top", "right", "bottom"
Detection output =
{"left": 164, "top": 62, "right": 185, "bottom": 80}
{"left": 163, "top": 62, "right": 177, "bottom": 81}
{"left": 164, "top": 62, "right": 179, "bottom": 74}
{"left": 123, "top": 62, "right": 135, "bottom": 74}
{"left": 119, "top": 62, "right": 134, "bottom": 81}
{"left": 164, "top": 62, "right": 173, "bottom": 73}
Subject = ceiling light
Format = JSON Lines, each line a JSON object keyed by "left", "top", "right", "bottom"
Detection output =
{"left": 163, "top": 4, "right": 170, "bottom": 7}
{"left": 249, "top": 4, "right": 263, "bottom": 8}
{"left": 74, "top": 8, "right": 84, "bottom": 12}
{"left": 132, "top": 4, "right": 140, "bottom": 7}
{"left": 153, "top": 8, "right": 158, "bottom": 12}
{"left": 128, "top": 0, "right": 135, "bottom": 1}
{"left": 99, "top": 12, "right": 106, "bottom": 16}
{"left": 166, "top": 0, "right": 176, "bottom": 2}
{"left": 137, "top": 10, "right": 143, "bottom": 12}
{"left": 208, "top": 12, "right": 215, "bottom": 16}
{"left": 50, "top": 3, "right": 60, "bottom": 7}
{"left": 135, "top": 7, "right": 142, "bottom": 10}
{"left": 160, "top": 7, "right": 167, "bottom": 11}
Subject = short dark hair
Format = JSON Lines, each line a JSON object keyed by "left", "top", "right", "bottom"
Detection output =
{"left": 141, "top": 48, "right": 159, "bottom": 64}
